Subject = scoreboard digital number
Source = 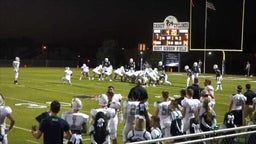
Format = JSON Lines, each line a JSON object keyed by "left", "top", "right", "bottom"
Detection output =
{"left": 153, "top": 16, "right": 189, "bottom": 52}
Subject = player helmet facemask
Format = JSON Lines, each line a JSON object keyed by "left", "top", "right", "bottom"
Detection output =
{"left": 71, "top": 98, "right": 82, "bottom": 110}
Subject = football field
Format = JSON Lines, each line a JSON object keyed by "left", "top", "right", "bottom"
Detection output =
{"left": 0, "top": 67, "right": 255, "bottom": 143}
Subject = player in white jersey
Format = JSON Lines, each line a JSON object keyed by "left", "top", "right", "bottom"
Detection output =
{"left": 62, "top": 67, "right": 73, "bottom": 85}
{"left": 90, "top": 94, "right": 115, "bottom": 144}
{"left": 62, "top": 98, "right": 89, "bottom": 144}
{"left": 79, "top": 63, "right": 90, "bottom": 80}
{"left": 13, "top": 57, "right": 20, "bottom": 84}
{"left": 91, "top": 64, "right": 102, "bottom": 80}
{"left": 154, "top": 90, "right": 171, "bottom": 138}
{"left": 181, "top": 88, "right": 201, "bottom": 134}
{"left": 184, "top": 65, "right": 194, "bottom": 87}
{"left": 0, "top": 94, "right": 15, "bottom": 144}
{"left": 106, "top": 86, "right": 122, "bottom": 144}
{"left": 122, "top": 100, "right": 140, "bottom": 143}
{"left": 229, "top": 85, "right": 247, "bottom": 127}
{"left": 126, "top": 115, "right": 152, "bottom": 143}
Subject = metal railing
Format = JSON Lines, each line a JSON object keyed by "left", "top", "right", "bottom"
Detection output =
{"left": 128, "top": 125, "right": 256, "bottom": 144}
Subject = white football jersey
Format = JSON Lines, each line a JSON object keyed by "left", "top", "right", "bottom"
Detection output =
{"left": 154, "top": 101, "right": 171, "bottom": 128}
{"left": 123, "top": 101, "right": 140, "bottom": 125}
{"left": 64, "top": 69, "right": 73, "bottom": 80}
{"left": 61, "top": 112, "right": 89, "bottom": 131}
{"left": 81, "top": 65, "right": 89, "bottom": 73}
{"left": 0, "top": 106, "right": 12, "bottom": 129}
{"left": 230, "top": 94, "right": 247, "bottom": 111}
{"left": 181, "top": 98, "right": 201, "bottom": 119}
{"left": 109, "top": 94, "right": 122, "bottom": 111}
{"left": 13, "top": 60, "right": 20, "bottom": 72}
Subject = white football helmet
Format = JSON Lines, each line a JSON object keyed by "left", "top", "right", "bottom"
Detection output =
{"left": 82, "top": 63, "right": 86, "bottom": 67}
{"left": 184, "top": 65, "right": 189, "bottom": 70}
{"left": 105, "top": 58, "right": 109, "bottom": 62}
{"left": 193, "top": 62, "right": 198, "bottom": 67}
{"left": 158, "top": 61, "right": 163, "bottom": 66}
{"left": 213, "top": 64, "right": 218, "bottom": 69}
{"left": 65, "top": 67, "right": 70, "bottom": 70}
{"left": 71, "top": 98, "right": 82, "bottom": 110}
{"left": 0, "top": 94, "right": 4, "bottom": 106}
{"left": 98, "top": 94, "right": 108, "bottom": 106}
{"left": 15, "top": 57, "right": 20, "bottom": 61}
{"left": 129, "top": 58, "right": 133, "bottom": 63}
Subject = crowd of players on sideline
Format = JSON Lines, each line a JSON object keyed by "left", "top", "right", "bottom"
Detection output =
{"left": 8, "top": 57, "right": 256, "bottom": 143}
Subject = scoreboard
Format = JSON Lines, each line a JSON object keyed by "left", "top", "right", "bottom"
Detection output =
{"left": 153, "top": 16, "right": 189, "bottom": 52}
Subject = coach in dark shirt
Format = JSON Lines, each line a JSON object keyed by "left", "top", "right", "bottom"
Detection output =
{"left": 128, "top": 79, "right": 148, "bottom": 101}
{"left": 32, "top": 100, "right": 72, "bottom": 144}
{"left": 244, "top": 84, "right": 256, "bottom": 123}
{"left": 188, "top": 77, "right": 201, "bottom": 100}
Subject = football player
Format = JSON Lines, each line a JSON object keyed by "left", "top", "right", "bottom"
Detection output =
{"left": 213, "top": 64, "right": 223, "bottom": 91}
{"left": 154, "top": 90, "right": 171, "bottom": 139}
{"left": 106, "top": 86, "right": 122, "bottom": 144}
{"left": 62, "top": 67, "right": 72, "bottom": 85}
{"left": 91, "top": 64, "right": 102, "bottom": 80}
{"left": 90, "top": 94, "right": 116, "bottom": 144}
{"left": 102, "top": 58, "right": 113, "bottom": 81}
{"left": 122, "top": 99, "right": 140, "bottom": 143}
{"left": 184, "top": 65, "right": 194, "bottom": 87}
{"left": 62, "top": 98, "right": 89, "bottom": 144}
{"left": 13, "top": 57, "right": 20, "bottom": 84}
{"left": 192, "top": 62, "right": 200, "bottom": 78}
{"left": 0, "top": 94, "right": 15, "bottom": 144}
{"left": 181, "top": 88, "right": 201, "bottom": 134}
{"left": 79, "top": 63, "right": 90, "bottom": 80}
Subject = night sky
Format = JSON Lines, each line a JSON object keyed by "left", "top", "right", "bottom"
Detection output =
{"left": 0, "top": 0, "right": 255, "bottom": 52}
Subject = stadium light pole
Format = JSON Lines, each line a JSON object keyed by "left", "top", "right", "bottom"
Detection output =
{"left": 138, "top": 43, "right": 146, "bottom": 70}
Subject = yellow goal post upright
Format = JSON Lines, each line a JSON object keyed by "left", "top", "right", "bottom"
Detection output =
{"left": 189, "top": 0, "right": 246, "bottom": 75}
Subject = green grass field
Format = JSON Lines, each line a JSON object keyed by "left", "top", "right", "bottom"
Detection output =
{"left": 0, "top": 67, "right": 254, "bottom": 143}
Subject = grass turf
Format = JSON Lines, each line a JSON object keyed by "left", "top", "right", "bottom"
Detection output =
{"left": 0, "top": 67, "right": 254, "bottom": 143}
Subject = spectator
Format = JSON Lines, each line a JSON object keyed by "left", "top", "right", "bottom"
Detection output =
{"left": 62, "top": 98, "right": 89, "bottom": 144}
{"left": 150, "top": 116, "right": 162, "bottom": 144}
{"left": 199, "top": 97, "right": 217, "bottom": 132}
{"left": 31, "top": 100, "right": 72, "bottom": 144}
{"left": 0, "top": 94, "right": 15, "bottom": 144}
{"left": 126, "top": 115, "right": 152, "bottom": 142}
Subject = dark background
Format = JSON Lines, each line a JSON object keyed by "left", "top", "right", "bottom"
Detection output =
{"left": 0, "top": 0, "right": 255, "bottom": 73}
